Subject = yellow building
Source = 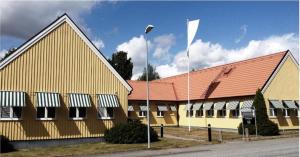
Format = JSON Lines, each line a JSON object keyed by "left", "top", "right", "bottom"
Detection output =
{"left": 0, "top": 14, "right": 132, "bottom": 142}
{"left": 129, "top": 51, "right": 299, "bottom": 131}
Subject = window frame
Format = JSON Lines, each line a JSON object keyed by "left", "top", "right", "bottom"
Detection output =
{"left": 231, "top": 108, "right": 240, "bottom": 118}
{"left": 138, "top": 111, "right": 147, "bottom": 117}
{"left": 206, "top": 109, "right": 214, "bottom": 117}
{"left": 186, "top": 110, "right": 193, "bottom": 117}
{"left": 269, "top": 106, "right": 277, "bottom": 117}
{"left": 0, "top": 107, "right": 23, "bottom": 121}
{"left": 36, "top": 107, "right": 56, "bottom": 120}
{"left": 98, "top": 107, "right": 114, "bottom": 120}
{"left": 283, "top": 108, "right": 291, "bottom": 117}
{"left": 218, "top": 109, "right": 226, "bottom": 117}
{"left": 195, "top": 109, "right": 203, "bottom": 117}
{"left": 69, "top": 107, "right": 87, "bottom": 120}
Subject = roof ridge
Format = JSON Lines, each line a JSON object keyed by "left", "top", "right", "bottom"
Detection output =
{"left": 157, "top": 51, "right": 288, "bottom": 81}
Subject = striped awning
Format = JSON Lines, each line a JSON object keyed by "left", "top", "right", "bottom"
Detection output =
{"left": 128, "top": 105, "right": 134, "bottom": 111}
{"left": 157, "top": 105, "right": 168, "bottom": 111}
{"left": 0, "top": 91, "right": 26, "bottom": 107}
{"left": 170, "top": 105, "right": 177, "bottom": 111}
{"left": 295, "top": 100, "right": 299, "bottom": 107}
{"left": 185, "top": 103, "right": 193, "bottom": 110}
{"left": 69, "top": 93, "right": 91, "bottom": 107}
{"left": 203, "top": 102, "right": 214, "bottom": 110}
{"left": 140, "top": 105, "right": 147, "bottom": 111}
{"left": 269, "top": 100, "right": 285, "bottom": 109}
{"left": 193, "top": 102, "right": 203, "bottom": 110}
{"left": 214, "top": 101, "right": 226, "bottom": 110}
{"left": 227, "top": 101, "right": 239, "bottom": 110}
{"left": 283, "top": 100, "right": 298, "bottom": 109}
{"left": 242, "top": 100, "right": 254, "bottom": 109}
{"left": 36, "top": 92, "right": 60, "bottom": 107}
{"left": 98, "top": 94, "right": 120, "bottom": 108}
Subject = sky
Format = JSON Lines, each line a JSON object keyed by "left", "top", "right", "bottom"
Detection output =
{"left": 0, "top": 1, "right": 299, "bottom": 79}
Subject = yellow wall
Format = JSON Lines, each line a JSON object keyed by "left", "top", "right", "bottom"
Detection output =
{"left": 0, "top": 22, "right": 129, "bottom": 141}
{"left": 128, "top": 101, "right": 178, "bottom": 126}
{"left": 263, "top": 55, "right": 299, "bottom": 130}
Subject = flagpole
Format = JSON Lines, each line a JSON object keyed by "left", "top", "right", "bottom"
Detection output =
{"left": 187, "top": 19, "right": 191, "bottom": 132}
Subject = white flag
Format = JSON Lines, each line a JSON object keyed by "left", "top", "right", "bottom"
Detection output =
{"left": 187, "top": 19, "right": 200, "bottom": 56}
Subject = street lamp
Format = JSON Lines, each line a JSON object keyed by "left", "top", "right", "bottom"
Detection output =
{"left": 145, "top": 24, "right": 154, "bottom": 149}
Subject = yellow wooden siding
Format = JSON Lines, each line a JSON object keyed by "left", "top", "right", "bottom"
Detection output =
{"left": 263, "top": 56, "right": 299, "bottom": 130}
{"left": 128, "top": 101, "right": 178, "bottom": 126}
{"left": 0, "top": 22, "right": 129, "bottom": 141}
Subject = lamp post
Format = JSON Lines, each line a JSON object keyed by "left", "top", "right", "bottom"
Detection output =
{"left": 145, "top": 24, "right": 154, "bottom": 149}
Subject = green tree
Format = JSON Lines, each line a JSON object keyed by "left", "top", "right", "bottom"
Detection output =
{"left": 138, "top": 64, "right": 160, "bottom": 81}
{"left": 238, "top": 89, "right": 279, "bottom": 136}
{"left": 108, "top": 51, "right": 133, "bottom": 80}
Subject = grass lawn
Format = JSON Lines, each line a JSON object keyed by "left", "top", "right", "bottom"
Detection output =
{"left": 1, "top": 138, "right": 206, "bottom": 157}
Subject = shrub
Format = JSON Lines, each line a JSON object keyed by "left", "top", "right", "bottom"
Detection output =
{"left": 0, "top": 135, "right": 15, "bottom": 153}
{"left": 104, "top": 120, "right": 158, "bottom": 144}
{"left": 238, "top": 89, "right": 279, "bottom": 136}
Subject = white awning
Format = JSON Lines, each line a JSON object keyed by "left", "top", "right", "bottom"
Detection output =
{"left": 36, "top": 92, "right": 60, "bottom": 107}
{"left": 128, "top": 105, "right": 134, "bottom": 111}
{"left": 69, "top": 93, "right": 91, "bottom": 107}
{"left": 140, "top": 105, "right": 147, "bottom": 111}
{"left": 214, "top": 101, "right": 226, "bottom": 110}
{"left": 170, "top": 105, "right": 177, "bottom": 111}
{"left": 242, "top": 100, "right": 254, "bottom": 109}
{"left": 227, "top": 101, "right": 239, "bottom": 110}
{"left": 203, "top": 102, "right": 214, "bottom": 110}
{"left": 98, "top": 94, "right": 120, "bottom": 108}
{"left": 0, "top": 91, "right": 26, "bottom": 107}
{"left": 283, "top": 100, "right": 297, "bottom": 109}
{"left": 193, "top": 102, "right": 203, "bottom": 110}
{"left": 185, "top": 103, "right": 193, "bottom": 110}
{"left": 157, "top": 105, "right": 168, "bottom": 111}
{"left": 269, "top": 100, "right": 285, "bottom": 109}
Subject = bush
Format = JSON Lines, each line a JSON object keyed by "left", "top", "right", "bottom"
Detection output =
{"left": 238, "top": 89, "right": 279, "bottom": 136}
{"left": 104, "top": 120, "right": 158, "bottom": 144}
{"left": 0, "top": 135, "right": 15, "bottom": 153}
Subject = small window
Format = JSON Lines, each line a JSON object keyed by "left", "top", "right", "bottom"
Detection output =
{"left": 157, "top": 111, "right": 164, "bottom": 117}
{"left": 186, "top": 110, "right": 193, "bottom": 117}
{"left": 12, "top": 107, "right": 22, "bottom": 118}
{"left": 0, "top": 107, "right": 11, "bottom": 118}
{"left": 69, "top": 107, "right": 86, "bottom": 119}
{"left": 206, "top": 109, "right": 214, "bottom": 117}
{"left": 139, "top": 111, "right": 147, "bottom": 117}
{"left": 231, "top": 109, "right": 240, "bottom": 117}
{"left": 98, "top": 107, "right": 114, "bottom": 119}
{"left": 269, "top": 107, "right": 277, "bottom": 117}
{"left": 218, "top": 109, "right": 226, "bottom": 117}
{"left": 37, "top": 107, "right": 56, "bottom": 119}
{"left": 283, "top": 109, "right": 290, "bottom": 117}
{"left": 196, "top": 109, "right": 203, "bottom": 117}
{"left": 0, "top": 107, "right": 22, "bottom": 119}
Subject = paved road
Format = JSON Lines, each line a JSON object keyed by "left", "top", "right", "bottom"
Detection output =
{"left": 93, "top": 137, "right": 299, "bottom": 157}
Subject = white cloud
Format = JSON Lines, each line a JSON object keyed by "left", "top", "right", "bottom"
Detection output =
{"left": 116, "top": 35, "right": 151, "bottom": 77}
{"left": 0, "top": 1, "right": 99, "bottom": 39}
{"left": 92, "top": 38, "right": 105, "bottom": 49}
{"left": 235, "top": 24, "right": 248, "bottom": 43}
{"left": 157, "top": 33, "right": 299, "bottom": 78}
{"left": 153, "top": 34, "right": 176, "bottom": 59}
{"left": 0, "top": 49, "right": 8, "bottom": 59}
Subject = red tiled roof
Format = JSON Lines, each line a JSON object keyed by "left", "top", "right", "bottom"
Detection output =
{"left": 127, "top": 81, "right": 177, "bottom": 101}
{"left": 129, "top": 51, "right": 287, "bottom": 101}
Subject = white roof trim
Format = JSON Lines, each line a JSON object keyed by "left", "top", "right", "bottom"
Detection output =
{"left": 262, "top": 51, "right": 299, "bottom": 93}
{"left": 0, "top": 15, "right": 132, "bottom": 92}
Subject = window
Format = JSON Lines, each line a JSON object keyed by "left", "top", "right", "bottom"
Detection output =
{"left": 218, "top": 109, "right": 226, "bottom": 117}
{"left": 69, "top": 107, "right": 86, "bottom": 119}
{"left": 0, "top": 107, "right": 22, "bottom": 120}
{"left": 37, "top": 107, "right": 56, "bottom": 119}
{"left": 186, "top": 110, "right": 193, "bottom": 117}
{"left": 196, "top": 109, "right": 203, "bottom": 117}
{"left": 139, "top": 111, "right": 147, "bottom": 117}
{"left": 157, "top": 110, "right": 164, "bottom": 117}
{"left": 232, "top": 108, "right": 240, "bottom": 117}
{"left": 206, "top": 109, "right": 214, "bottom": 117}
{"left": 283, "top": 109, "right": 290, "bottom": 117}
{"left": 98, "top": 107, "right": 114, "bottom": 119}
{"left": 269, "top": 107, "right": 277, "bottom": 117}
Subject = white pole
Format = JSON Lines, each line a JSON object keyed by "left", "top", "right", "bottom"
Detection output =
{"left": 254, "top": 107, "right": 258, "bottom": 138}
{"left": 145, "top": 34, "right": 150, "bottom": 149}
{"left": 187, "top": 19, "right": 191, "bottom": 132}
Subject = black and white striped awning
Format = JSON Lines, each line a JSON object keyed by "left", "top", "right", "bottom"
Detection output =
{"left": 36, "top": 92, "right": 60, "bottom": 107}
{"left": 185, "top": 103, "right": 193, "bottom": 110}
{"left": 203, "top": 102, "right": 214, "bottom": 110}
{"left": 128, "top": 105, "right": 134, "bottom": 111}
{"left": 226, "top": 101, "right": 239, "bottom": 110}
{"left": 283, "top": 100, "right": 298, "bottom": 109}
{"left": 214, "top": 101, "right": 226, "bottom": 110}
{"left": 269, "top": 100, "right": 285, "bottom": 109}
{"left": 241, "top": 100, "right": 254, "bottom": 112}
{"left": 140, "top": 104, "right": 147, "bottom": 111}
{"left": 192, "top": 102, "right": 203, "bottom": 110}
{"left": 157, "top": 105, "right": 168, "bottom": 111}
{"left": 0, "top": 91, "right": 26, "bottom": 107}
{"left": 98, "top": 94, "right": 120, "bottom": 108}
{"left": 69, "top": 93, "right": 91, "bottom": 107}
{"left": 170, "top": 105, "right": 177, "bottom": 111}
